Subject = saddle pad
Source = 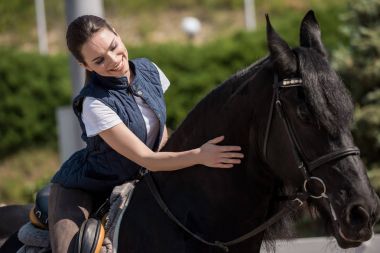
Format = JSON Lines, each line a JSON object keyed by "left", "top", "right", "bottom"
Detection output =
{"left": 101, "top": 181, "right": 136, "bottom": 253}
{"left": 17, "top": 222, "right": 49, "bottom": 248}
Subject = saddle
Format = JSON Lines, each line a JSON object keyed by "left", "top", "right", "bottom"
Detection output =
{"left": 28, "top": 184, "right": 106, "bottom": 253}
{"left": 29, "top": 184, "right": 49, "bottom": 229}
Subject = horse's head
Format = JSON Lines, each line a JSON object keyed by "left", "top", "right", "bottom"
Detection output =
{"left": 263, "top": 10, "right": 380, "bottom": 248}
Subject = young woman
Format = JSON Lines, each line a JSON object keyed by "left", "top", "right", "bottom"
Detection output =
{"left": 48, "top": 15, "right": 244, "bottom": 253}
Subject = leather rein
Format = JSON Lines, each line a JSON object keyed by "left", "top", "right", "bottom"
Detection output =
{"left": 145, "top": 73, "right": 360, "bottom": 252}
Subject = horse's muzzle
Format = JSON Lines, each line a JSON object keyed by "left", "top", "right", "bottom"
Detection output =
{"left": 334, "top": 201, "right": 379, "bottom": 248}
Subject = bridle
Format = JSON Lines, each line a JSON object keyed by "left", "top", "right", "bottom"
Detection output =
{"left": 263, "top": 73, "right": 360, "bottom": 175}
{"left": 144, "top": 71, "right": 360, "bottom": 252}
{"left": 262, "top": 72, "right": 360, "bottom": 224}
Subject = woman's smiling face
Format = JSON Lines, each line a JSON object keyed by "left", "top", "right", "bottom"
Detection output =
{"left": 80, "top": 28, "right": 130, "bottom": 78}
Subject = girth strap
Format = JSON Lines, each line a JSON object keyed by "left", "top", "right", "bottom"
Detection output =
{"left": 145, "top": 173, "right": 306, "bottom": 252}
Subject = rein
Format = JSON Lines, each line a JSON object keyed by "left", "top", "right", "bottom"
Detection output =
{"left": 145, "top": 73, "right": 360, "bottom": 252}
{"left": 145, "top": 173, "right": 306, "bottom": 252}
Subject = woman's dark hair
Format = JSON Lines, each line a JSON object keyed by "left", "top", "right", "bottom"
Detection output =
{"left": 66, "top": 15, "right": 115, "bottom": 64}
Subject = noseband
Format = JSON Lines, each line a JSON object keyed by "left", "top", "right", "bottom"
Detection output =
{"left": 145, "top": 73, "right": 360, "bottom": 252}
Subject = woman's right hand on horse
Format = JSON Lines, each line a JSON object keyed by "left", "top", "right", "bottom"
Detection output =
{"left": 198, "top": 136, "right": 243, "bottom": 169}
{"left": 99, "top": 123, "right": 244, "bottom": 172}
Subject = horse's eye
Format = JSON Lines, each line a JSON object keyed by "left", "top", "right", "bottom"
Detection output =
{"left": 297, "top": 104, "right": 313, "bottom": 123}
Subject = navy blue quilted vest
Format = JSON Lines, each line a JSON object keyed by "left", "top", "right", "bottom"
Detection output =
{"left": 51, "top": 58, "right": 167, "bottom": 193}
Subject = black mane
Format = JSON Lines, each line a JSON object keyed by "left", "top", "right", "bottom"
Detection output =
{"left": 295, "top": 47, "right": 354, "bottom": 136}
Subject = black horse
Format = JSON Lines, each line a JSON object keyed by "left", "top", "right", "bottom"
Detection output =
{"left": 1, "top": 11, "right": 379, "bottom": 253}
{"left": 117, "top": 11, "right": 380, "bottom": 253}
{"left": 0, "top": 204, "right": 31, "bottom": 250}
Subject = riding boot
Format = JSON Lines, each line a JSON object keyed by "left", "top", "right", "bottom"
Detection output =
{"left": 48, "top": 183, "right": 94, "bottom": 253}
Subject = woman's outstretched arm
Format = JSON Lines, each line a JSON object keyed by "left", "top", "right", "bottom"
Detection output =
{"left": 99, "top": 122, "right": 243, "bottom": 172}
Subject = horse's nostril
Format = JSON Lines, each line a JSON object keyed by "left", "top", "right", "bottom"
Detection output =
{"left": 347, "top": 205, "right": 370, "bottom": 228}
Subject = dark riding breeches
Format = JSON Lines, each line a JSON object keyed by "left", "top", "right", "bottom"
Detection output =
{"left": 48, "top": 183, "right": 94, "bottom": 253}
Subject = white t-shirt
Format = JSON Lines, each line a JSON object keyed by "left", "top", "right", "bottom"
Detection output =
{"left": 82, "top": 63, "right": 170, "bottom": 149}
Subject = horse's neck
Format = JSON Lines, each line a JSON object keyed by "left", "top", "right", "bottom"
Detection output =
{"left": 163, "top": 61, "right": 273, "bottom": 152}
{"left": 152, "top": 63, "right": 276, "bottom": 238}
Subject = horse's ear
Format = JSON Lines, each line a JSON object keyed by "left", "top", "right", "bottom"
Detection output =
{"left": 300, "top": 10, "right": 328, "bottom": 58}
{"left": 266, "top": 14, "right": 297, "bottom": 77}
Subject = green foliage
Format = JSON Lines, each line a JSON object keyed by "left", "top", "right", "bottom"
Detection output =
{"left": 353, "top": 92, "right": 380, "bottom": 166}
{"left": 128, "top": 5, "right": 345, "bottom": 127}
{"left": 0, "top": 49, "right": 71, "bottom": 158}
{"left": 332, "top": 0, "right": 380, "bottom": 180}
{"left": 130, "top": 30, "right": 267, "bottom": 127}
{"left": 105, "top": 0, "right": 243, "bottom": 12}
{"left": 369, "top": 167, "right": 380, "bottom": 193}
{"left": 0, "top": 1, "right": 36, "bottom": 47}
{"left": 333, "top": 0, "right": 380, "bottom": 100}
{"left": 0, "top": 1, "right": 34, "bottom": 34}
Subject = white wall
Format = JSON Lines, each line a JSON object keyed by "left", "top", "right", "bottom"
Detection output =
{"left": 260, "top": 234, "right": 380, "bottom": 253}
